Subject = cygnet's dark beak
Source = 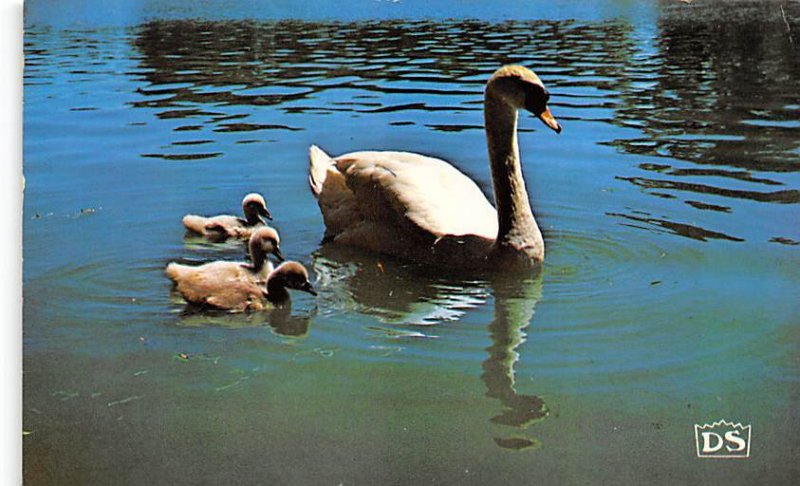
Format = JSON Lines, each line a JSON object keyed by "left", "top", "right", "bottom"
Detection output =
{"left": 272, "top": 247, "right": 285, "bottom": 262}
{"left": 300, "top": 281, "right": 317, "bottom": 296}
{"left": 537, "top": 107, "right": 562, "bottom": 134}
{"left": 259, "top": 206, "right": 273, "bottom": 221}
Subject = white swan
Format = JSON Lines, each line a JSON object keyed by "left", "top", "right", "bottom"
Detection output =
{"left": 182, "top": 193, "right": 272, "bottom": 240}
{"left": 308, "top": 65, "right": 561, "bottom": 271}
{"left": 165, "top": 227, "right": 316, "bottom": 311}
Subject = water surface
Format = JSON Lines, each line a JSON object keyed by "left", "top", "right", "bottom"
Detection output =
{"left": 23, "top": 1, "right": 800, "bottom": 484}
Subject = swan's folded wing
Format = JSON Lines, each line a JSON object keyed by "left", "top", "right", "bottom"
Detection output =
{"left": 335, "top": 151, "right": 498, "bottom": 239}
{"left": 316, "top": 164, "right": 361, "bottom": 238}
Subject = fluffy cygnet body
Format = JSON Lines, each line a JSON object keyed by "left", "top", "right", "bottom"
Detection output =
{"left": 165, "top": 227, "right": 308, "bottom": 311}
{"left": 182, "top": 193, "right": 272, "bottom": 240}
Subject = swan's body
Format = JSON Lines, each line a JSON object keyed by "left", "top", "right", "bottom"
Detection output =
{"left": 166, "top": 227, "right": 288, "bottom": 311}
{"left": 183, "top": 193, "right": 272, "bottom": 240}
{"left": 308, "top": 65, "right": 561, "bottom": 271}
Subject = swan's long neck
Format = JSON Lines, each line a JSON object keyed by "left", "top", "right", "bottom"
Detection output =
{"left": 485, "top": 92, "right": 544, "bottom": 263}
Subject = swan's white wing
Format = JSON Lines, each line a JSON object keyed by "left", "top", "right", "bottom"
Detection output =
{"left": 309, "top": 148, "right": 362, "bottom": 239}
{"left": 335, "top": 151, "right": 498, "bottom": 239}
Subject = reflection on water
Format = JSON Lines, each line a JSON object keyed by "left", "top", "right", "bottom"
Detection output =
{"left": 313, "top": 246, "right": 547, "bottom": 450}
{"left": 313, "top": 245, "right": 489, "bottom": 329}
{"left": 612, "top": 2, "right": 800, "bottom": 171}
{"left": 606, "top": 1, "right": 800, "bottom": 239}
{"left": 23, "top": 1, "right": 800, "bottom": 484}
{"left": 172, "top": 299, "right": 314, "bottom": 337}
{"left": 126, "top": 18, "right": 635, "bottom": 156}
{"left": 483, "top": 275, "right": 547, "bottom": 450}
{"left": 265, "top": 304, "right": 314, "bottom": 337}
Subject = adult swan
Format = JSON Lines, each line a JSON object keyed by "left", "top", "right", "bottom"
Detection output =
{"left": 308, "top": 65, "right": 561, "bottom": 272}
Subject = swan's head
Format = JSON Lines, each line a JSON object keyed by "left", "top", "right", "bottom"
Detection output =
{"left": 268, "top": 261, "right": 317, "bottom": 296}
{"left": 249, "top": 226, "right": 284, "bottom": 262}
{"left": 242, "top": 192, "right": 272, "bottom": 222}
{"left": 487, "top": 65, "right": 561, "bottom": 134}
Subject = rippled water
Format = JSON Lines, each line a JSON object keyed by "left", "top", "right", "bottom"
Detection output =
{"left": 23, "top": 1, "right": 800, "bottom": 484}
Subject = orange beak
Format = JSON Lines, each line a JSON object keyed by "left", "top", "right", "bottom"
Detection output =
{"left": 537, "top": 107, "right": 562, "bottom": 134}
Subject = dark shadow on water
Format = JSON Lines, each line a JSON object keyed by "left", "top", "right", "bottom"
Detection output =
{"left": 607, "top": 210, "right": 745, "bottom": 242}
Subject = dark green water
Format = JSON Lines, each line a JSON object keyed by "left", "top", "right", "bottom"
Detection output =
{"left": 23, "top": 1, "right": 800, "bottom": 484}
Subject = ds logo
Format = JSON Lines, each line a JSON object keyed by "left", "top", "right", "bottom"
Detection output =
{"left": 694, "top": 420, "right": 751, "bottom": 458}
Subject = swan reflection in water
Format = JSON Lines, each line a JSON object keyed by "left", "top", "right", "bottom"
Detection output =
{"left": 312, "top": 245, "right": 548, "bottom": 450}
{"left": 483, "top": 273, "right": 548, "bottom": 450}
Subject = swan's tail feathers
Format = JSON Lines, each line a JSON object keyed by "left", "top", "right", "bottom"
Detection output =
{"left": 182, "top": 214, "right": 206, "bottom": 234}
{"left": 308, "top": 145, "right": 333, "bottom": 198}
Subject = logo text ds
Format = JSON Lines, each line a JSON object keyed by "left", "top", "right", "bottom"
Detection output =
{"left": 694, "top": 420, "right": 751, "bottom": 458}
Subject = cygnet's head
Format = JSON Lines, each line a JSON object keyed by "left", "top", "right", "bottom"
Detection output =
{"left": 486, "top": 65, "right": 561, "bottom": 134}
{"left": 268, "top": 261, "right": 317, "bottom": 296}
{"left": 242, "top": 193, "right": 272, "bottom": 222}
{"left": 249, "top": 226, "right": 283, "bottom": 262}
